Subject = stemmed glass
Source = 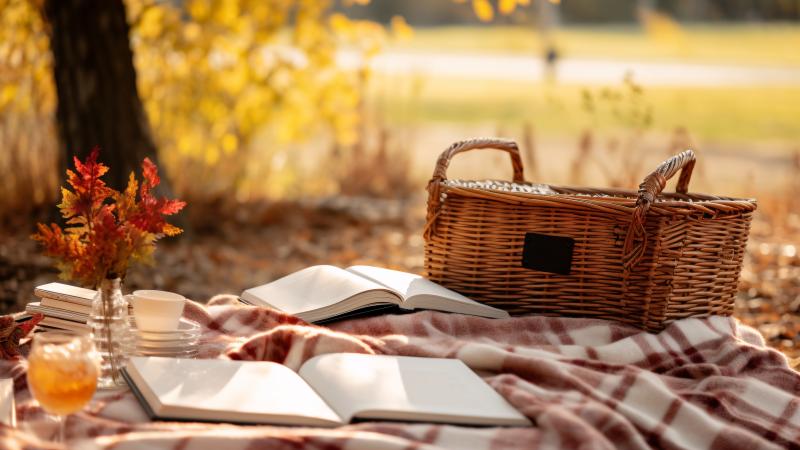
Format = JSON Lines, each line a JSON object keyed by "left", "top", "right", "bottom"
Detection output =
{"left": 27, "top": 332, "right": 99, "bottom": 443}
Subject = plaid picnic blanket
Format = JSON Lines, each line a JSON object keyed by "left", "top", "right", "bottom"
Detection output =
{"left": 1, "top": 297, "right": 798, "bottom": 450}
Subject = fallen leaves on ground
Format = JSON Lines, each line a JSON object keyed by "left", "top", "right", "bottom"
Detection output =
{"left": 1, "top": 197, "right": 797, "bottom": 364}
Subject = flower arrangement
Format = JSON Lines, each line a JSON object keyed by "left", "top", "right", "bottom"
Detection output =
{"left": 32, "top": 147, "right": 185, "bottom": 287}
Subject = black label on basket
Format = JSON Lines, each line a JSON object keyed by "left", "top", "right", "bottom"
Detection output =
{"left": 521, "top": 233, "right": 574, "bottom": 275}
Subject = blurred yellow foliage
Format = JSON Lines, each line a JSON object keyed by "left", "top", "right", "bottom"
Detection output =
{"left": 640, "top": 10, "right": 687, "bottom": 50}
{"left": 498, "top": 0, "right": 518, "bottom": 15}
{"left": 472, "top": 0, "right": 494, "bottom": 22}
{"left": 0, "top": 0, "right": 393, "bottom": 201}
{"left": 0, "top": 0, "right": 508, "bottom": 203}
{"left": 391, "top": 16, "right": 414, "bottom": 42}
{"left": 124, "top": 0, "right": 392, "bottom": 197}
{"left": 473, "top": 0, "right": 532, "bottom": 21}
{"left": 0, "top": 0, "right": 54, "bottom": 115}
{"left": 0, "top": 0, "right": 58, "bottom": 213}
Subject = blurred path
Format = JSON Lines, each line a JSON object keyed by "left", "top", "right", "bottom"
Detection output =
{"left": 340, "top": 50, "right": 800, "bottom": 86}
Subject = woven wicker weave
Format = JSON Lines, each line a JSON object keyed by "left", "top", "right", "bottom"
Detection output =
{"left": 424, "top": 138, "right": 757, "bottom": 332}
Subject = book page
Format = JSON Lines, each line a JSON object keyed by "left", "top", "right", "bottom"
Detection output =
{"left": 0, "top": 379, "right": 15, "bottom": 427}
{"left": 39, "top": 316, "right": 90, "bottom": 331}
{"left": 346, "top": 266, "right": 508, "bottom": 319}
{"left": 40, "top": 297, "right": 92, "bottom": 313}
{"left": 126, "top": 357, "right": 342, "bottom": 427}
{"left": 240, "top": 265, "right": 400, "bottom": 320}
{"left": 27, "top": 302, "right": 88, "bottom": 322}
{"left": 299, "top": 353, "right": 529, "bottom": 426}
{"left": 34, "top": 282, "right": 95, "bottom": 306}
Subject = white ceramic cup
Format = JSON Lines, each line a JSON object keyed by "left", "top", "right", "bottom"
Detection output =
{"left": 130, "top": 290, "right": 186, "bottom": 332}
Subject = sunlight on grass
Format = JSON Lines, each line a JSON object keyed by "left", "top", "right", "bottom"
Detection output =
{"left": 372, "top": 76, "right": 800, "bottom": 147}
{"left": 394, "top": 24, "right": 800, "bottom": 67}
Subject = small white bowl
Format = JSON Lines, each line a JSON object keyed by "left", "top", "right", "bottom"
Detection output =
{"left": 130, "top": 290, "right": 186, "bottom": 332}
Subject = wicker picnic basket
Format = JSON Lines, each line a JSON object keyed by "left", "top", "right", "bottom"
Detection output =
{"left": 423, "top": 138, "right": 757, "bottom": 332}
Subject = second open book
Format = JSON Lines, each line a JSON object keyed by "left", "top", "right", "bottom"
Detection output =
{"left": 240, "top": 265, "right": 509, "bottom": 322}
{"left": 123, "top": 354, "right": 529, "bottom": 427}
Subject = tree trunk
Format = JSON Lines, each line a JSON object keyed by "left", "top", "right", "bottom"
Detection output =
{"left": 43, "top": 0, "right": 159, "bottom": 191}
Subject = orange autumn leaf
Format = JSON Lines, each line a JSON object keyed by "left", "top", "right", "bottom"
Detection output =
{"left": 31, "top": 148, "right": 185, "bottom": 287}
{"left": 58, "top": 147, "right": 114, "bottom": 220}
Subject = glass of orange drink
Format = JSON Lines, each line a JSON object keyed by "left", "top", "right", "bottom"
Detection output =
{"left": 27, "top": 332, "right": 98, "bottom": 443}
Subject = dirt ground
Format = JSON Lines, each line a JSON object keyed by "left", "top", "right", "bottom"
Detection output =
{"left": 1, "top": 196, "right": 797, "bottom": 366}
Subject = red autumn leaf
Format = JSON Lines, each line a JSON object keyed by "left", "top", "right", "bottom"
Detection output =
{"left": 80, "top": 205, "right": 126, "bottom": 281}
{"left": 32, "top": 147, "right": 186, "bottom": 287}
{"left": 60, "top": 147, "right": 114, "bottom": 219}
{"left": 130, "top": 157, "right": 185, "bottom": 234}
{"left": 141, "top": 157, "right": 159, "bottom": 193}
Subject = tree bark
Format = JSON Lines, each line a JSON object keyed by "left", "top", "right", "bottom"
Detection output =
{"left": 43, "top": 0, "right": 159, "bottom": 190}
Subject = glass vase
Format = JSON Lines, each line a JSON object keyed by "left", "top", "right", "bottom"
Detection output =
{"left": 88, "top": 277, "right": 133, "bottom": 389}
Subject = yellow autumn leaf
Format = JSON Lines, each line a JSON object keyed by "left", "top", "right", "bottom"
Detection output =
{"left": 137, "top": 6, "right": 164, "bottom": 39}
{"left": 499, "top": 0, "right": 517, "bottom": 15}
{"left": 390, "top": 15, "right": 414, "bottom": 41}
{"left": 177, "top": 135, "right": 193, "bottom": 155}
{"left": 221, "top": 133, "right": 238, "bottom": 154}
{"left": 183, "top": 22, "right": 201, "bottom": 42}
{"left": 472, "top": 0, "right": 494, "bottom": 22}
{"left": 204, "top": 145, "right": 220, "bottom": 165}
{"left": 0, "top": 85, "right": 17, "bottom": 106}
{"left": 186, "top": 0, "right": 210, "bottom": 21}
{"left": 329, "top": 12, "right": 353, "bottom": 35}
{"left": 214, "top": 1, "right": 240, "bottom": 27}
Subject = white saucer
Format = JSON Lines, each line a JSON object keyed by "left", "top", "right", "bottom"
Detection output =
{"left": 132, "top": 318, "right": 201, "bottom": 357}
{"left": 135, "top": 319, "right": 200, "bottom": 341}
{"left": 136, "top": 337, "right": 199, "bottom": 349}
{"left": 135, "top": 348, "right": 198, "bottom": 358}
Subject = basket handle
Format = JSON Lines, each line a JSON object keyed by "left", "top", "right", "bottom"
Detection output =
{"left": 430, "top": 138, "right": 525, "bottom": 184}
{"left": 623, "top": 150, "right": 696, "bottom": 269}
{"left": 425, "top": 138, "right": 525, "bottom": 239}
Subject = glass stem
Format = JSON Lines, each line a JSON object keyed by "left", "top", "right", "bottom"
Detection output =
{"left": 59, "top": 414, "right": 66, "bottom": 443}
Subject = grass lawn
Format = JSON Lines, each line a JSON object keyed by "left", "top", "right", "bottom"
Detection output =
{"left": 374, "top": 25, "right": 800, "bottom": 148}
{"left": 372, "top": 76, "right": 800, "bottom": 149}
{"left": 394, "top": 24, "right": 800, "bottom": 67}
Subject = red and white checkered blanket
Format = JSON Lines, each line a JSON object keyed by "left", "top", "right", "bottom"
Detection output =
{"left": 1, "top": 297, "right": 798, "bottom": 450}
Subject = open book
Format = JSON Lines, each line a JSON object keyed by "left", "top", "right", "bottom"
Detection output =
{"left": 239, "top": 265, "right": 508, "bottom": 323}
{"left": 122, "top": 354, "right": 529, "bottom": 427}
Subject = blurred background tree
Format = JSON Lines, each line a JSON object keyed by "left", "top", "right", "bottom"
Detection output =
{"left": 0, "top": 0, "right": 533, "bottom": 219}
{"left": 43, "top": 0, "right": 159, "bottom": 190}
{"left": 0, "top": 0, "right": 394, "bottom": 218}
